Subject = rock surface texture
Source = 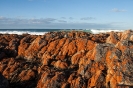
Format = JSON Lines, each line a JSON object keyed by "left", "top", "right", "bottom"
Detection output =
{"left": 0, "top": 30, "right": 133, "bottom": 88}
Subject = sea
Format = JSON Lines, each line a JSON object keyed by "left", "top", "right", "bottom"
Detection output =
{"left": 0, "top": 29, "right": 126, "bottom": 35}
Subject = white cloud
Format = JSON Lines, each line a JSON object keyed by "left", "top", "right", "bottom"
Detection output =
{"left": 112, "top": 8, "right": 127, "bottom": 12}
{"left": 80, "top": 17, "right": 95, "bottom": 20}
{"left": 69, "top": 17, "right": 74, "bottom": 20}
{"left": 0, "top": 16, "right": 130, "bottom": 29}
{"left": 0, "top": 17, "right": 56, "bottom": 24}
{"left": 0, "top": 16, "right": 6, "bottom": 20}
{"left": 58, "top": 20, "right": 67, "bottom": 23}
{"left": 61, "top": 17, "right": 66, "bottom": 19}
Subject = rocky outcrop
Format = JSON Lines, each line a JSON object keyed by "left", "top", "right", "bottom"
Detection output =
{"left": 1, "top": 30, "right": 133, "bottom": 88}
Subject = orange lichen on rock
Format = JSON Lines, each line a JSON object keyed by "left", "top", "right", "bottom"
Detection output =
{"left": 1, "top": 30, "right": 133, "bottom": 88}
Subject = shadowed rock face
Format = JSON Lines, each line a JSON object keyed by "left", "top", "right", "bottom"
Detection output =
{"left": 0, "top": 73, "right": 9, "bottom": 88}
{"left": 1, "top": 30, "right": 133, "bottom": 88}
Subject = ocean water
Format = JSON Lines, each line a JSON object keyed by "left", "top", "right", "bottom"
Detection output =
{"left": 0, "top": 29, "right": 125, "bottom": 35}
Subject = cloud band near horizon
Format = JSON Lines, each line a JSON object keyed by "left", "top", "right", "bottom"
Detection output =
{"left": 0, "top": 16, "right": 130, "bottom": 29}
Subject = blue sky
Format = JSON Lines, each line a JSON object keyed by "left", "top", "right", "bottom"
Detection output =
{"left": 0, "top": 0, "right": 133, "bottom": 29}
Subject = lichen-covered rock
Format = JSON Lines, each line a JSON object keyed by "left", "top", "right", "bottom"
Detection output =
{"left": 1, "top": 30, "right": 133, "bottom": 88}
{"left": 106, "top": 31, "right": 119, "bottom": 44}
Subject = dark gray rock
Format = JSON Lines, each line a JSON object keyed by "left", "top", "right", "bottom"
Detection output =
{"left": 0, "top": 73, "right": 9, "bottom": 88}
